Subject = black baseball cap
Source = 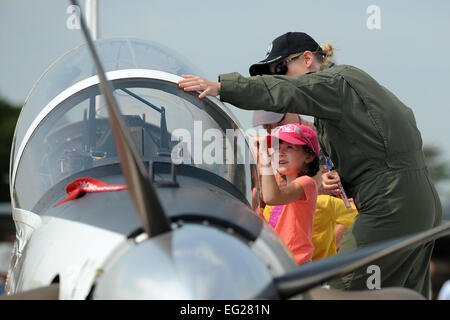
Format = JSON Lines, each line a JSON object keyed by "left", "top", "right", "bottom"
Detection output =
{"left": 249, "top": 32, "right": 323, "bottom": 76}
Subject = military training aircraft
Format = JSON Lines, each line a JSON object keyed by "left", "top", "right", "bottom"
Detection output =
{"left": 3, "top": 0, "right": 450, "bottom": 300}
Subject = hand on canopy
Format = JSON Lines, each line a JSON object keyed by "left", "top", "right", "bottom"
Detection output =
{"left": 178, "top": 75, "right": 221, "bottom": 99}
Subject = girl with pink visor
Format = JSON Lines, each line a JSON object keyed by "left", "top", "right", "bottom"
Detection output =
{"left": 260, "top": 123, "right": 320, "bottom": 265}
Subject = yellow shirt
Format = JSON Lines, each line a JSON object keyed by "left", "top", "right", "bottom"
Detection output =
{"left": 312, "top": 195, "right": 358, "bottom": 261}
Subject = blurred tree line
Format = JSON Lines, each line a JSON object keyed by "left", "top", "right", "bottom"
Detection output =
{"left": 423, "top": 145, "right": 450, "bottom": 185}
{"left": 0, "top": 96, "right": 21, "bottom": 202}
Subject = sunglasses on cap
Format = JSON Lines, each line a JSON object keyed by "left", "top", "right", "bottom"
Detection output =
{"left": 272, "top": 53, "right": 303, "bottom": 75}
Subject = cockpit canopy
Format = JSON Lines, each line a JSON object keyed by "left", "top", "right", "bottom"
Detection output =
{"left": 11, "top": 39, "right": 258, "bottom": 212}
{"left": 13, "top": 38, "right": 200, "bottom": 163}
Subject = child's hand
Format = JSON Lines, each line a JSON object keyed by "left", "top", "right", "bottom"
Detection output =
{"left": 257, "top": 135, "right": 269, "bottom": 162}
{"left": 248, "top": 132, "right": 263, "bottom": 156}
{"left": 256, "top": 135, "right": 274, "bottom": 176}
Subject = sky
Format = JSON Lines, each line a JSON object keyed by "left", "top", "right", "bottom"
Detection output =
{"left": 1, "top": 0, "right": 449, "bottom": 194}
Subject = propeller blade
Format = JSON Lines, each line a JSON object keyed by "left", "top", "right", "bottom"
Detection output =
{"left": 0, "top": 284, "right": 59, "bottom": 300}
{"left": 69, "top": 0, "right": 171, "bottom": 237}
{"left": 274, "top": 221, "right": 450, "bottom": 299}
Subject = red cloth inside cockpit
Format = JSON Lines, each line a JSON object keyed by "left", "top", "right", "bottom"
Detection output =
{"left": 56, "top": 177, "right": 128, "bottom": 206}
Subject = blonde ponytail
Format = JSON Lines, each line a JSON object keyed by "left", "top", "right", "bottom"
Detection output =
{"left": 316, "top": 42, "right": 335, "bottom": 65}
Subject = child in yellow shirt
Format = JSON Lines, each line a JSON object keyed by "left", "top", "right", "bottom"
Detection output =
{"left": 311, "top": 195, "right": 358, "bottom": 261}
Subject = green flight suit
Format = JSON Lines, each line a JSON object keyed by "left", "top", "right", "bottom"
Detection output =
{"left": 218, "top": 64, "right": 442, "bottom": 297}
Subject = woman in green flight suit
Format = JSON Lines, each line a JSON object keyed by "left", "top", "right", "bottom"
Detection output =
{"left": 178, "top": 32, "right": 442, "bottom": 298}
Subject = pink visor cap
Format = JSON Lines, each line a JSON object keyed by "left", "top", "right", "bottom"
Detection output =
{"left": 268, "top": 123, "right": 319, "bottom": 155}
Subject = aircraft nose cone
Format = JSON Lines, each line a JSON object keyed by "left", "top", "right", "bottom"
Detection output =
{"left": 92, "top": 224, "right": 275, "bottom": 299}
